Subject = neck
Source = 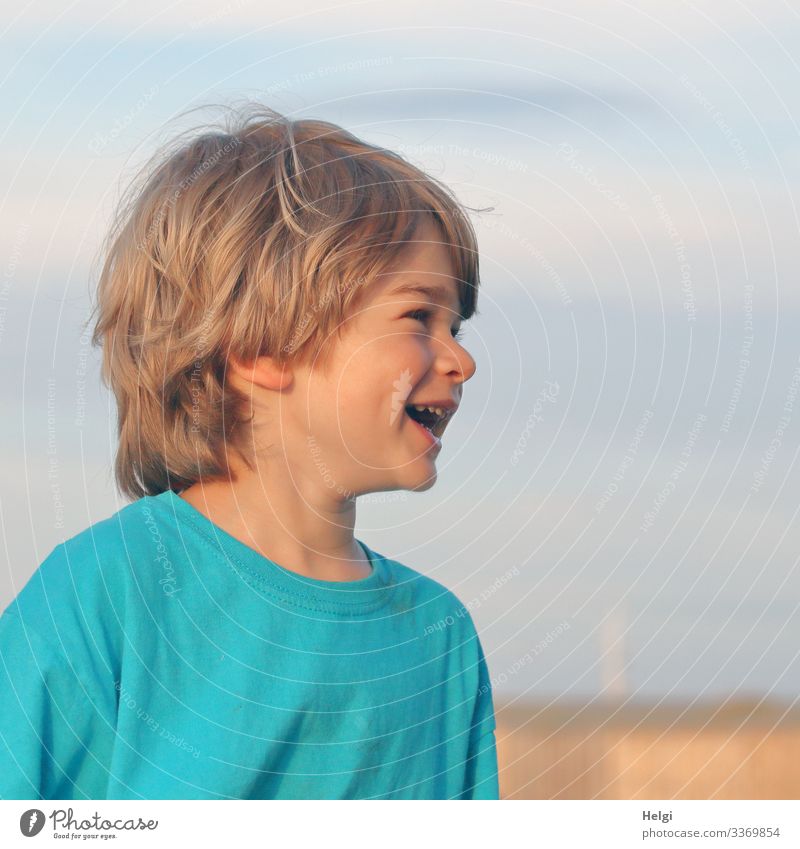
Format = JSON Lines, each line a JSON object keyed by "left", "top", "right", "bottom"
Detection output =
{"left": 178, "top": 452, "right": 371, "bottom": 582}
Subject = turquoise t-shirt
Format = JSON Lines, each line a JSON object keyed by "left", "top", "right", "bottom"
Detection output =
{"left": 0, "top": 490, "right": 498, "bottom": 800}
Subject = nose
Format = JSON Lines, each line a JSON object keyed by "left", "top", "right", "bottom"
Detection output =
{"left": 434, "top": 335, "right": 477, "bottom": 384}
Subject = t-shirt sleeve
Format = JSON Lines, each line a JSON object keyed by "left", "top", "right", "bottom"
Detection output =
{"left": 460, "top": 630, "right": 500, "bottom": 799}
{"left": 462, "top": 726, "right": 499, "bottom": 800}
{"left": 0, "top": 608, "right": 111, "bottom": 800}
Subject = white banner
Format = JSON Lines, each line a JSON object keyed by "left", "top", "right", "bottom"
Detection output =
{"left": 1, "top": 800, "right": 797, "bottom": 847}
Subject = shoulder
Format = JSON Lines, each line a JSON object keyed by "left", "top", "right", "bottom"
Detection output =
{"left": 375, "top": 552, "right": 483, "bottom": 640}
{"left": 378, "top": 552, "right": 496, "bottom": 727}
{"left": 1, "top": 495, "right": 165, "bottom": 674}
{"left": 15, "top": 496, "right": 157, "bottom": 606}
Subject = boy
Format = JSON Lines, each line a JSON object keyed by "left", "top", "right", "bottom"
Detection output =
{"left": 0, "top": 104, "right": 499, "bottom": 800}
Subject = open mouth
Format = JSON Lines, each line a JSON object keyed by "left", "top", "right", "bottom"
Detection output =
{"left": 404, "top": 404, "right": 454, "bottom": 439}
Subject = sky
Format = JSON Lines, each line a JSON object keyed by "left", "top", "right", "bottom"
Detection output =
{"left": 1, "top": 0, "right": 799, "bottom": 706}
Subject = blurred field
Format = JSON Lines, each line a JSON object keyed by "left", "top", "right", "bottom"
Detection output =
{"left": 495, "top": 699, "right": 800, "bottom": 799}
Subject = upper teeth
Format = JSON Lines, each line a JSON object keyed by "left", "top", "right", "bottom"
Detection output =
{"left": 412, "top": 405, "right": 446, "bottom": 418}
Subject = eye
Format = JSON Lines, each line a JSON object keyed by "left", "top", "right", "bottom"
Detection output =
{"left": 404, "top": 308, "right": 433, "bottom": 326}
{"left": 404, "top": 309, "right": 466, "bottom": 342}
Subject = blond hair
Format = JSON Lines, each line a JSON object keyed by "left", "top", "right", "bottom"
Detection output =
{"left": 90, "top": 102, "right": 483, "bottom": 499}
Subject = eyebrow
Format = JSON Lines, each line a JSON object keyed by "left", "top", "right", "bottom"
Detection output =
{"left": 387, "top": 283, "right": 460, "bottom": 313}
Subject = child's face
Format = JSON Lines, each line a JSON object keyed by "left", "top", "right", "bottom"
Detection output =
{"left": 290, "top": 217, "right": 477, "bottom": 497}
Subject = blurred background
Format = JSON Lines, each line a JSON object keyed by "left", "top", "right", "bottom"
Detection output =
{"left": 1, "top": 0, "right": 798, "bottom": 798}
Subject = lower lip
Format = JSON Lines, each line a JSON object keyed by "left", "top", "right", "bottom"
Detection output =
{"left": 407, "top": 416, "right": 442, "bottom": 451}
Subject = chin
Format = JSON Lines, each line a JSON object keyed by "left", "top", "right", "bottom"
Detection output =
{"left": 378, "top": 453, "right": 439, "bottom": 493}
{"left": 408, "top": 468, "right": 438, "bottom": 491}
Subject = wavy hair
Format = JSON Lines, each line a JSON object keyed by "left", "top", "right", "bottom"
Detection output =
{"left": 90, "top": 101, "right": 483, "bottom": 499}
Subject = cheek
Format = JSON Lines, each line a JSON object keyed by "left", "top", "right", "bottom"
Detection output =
{"left": 380, "top": 333, "right": 432, "bottom": 371}
{"left": 310, "top": 333, "right": 432, "bottom": 429}
{"left": 330, "top": 343, "right": 418, "bottom": 435}
{"left": 367, "top": 337, "right": 430, "bottom": 396}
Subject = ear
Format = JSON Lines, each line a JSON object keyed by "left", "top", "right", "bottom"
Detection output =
{"left": 228, "top": 354, "right": 294, "bottom": 392}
